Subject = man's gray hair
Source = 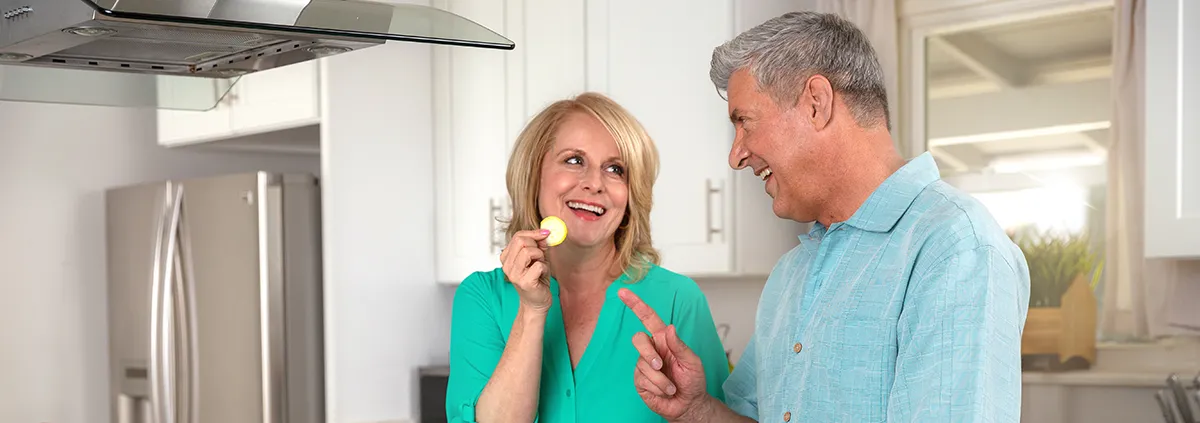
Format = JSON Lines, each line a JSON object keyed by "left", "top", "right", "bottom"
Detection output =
{"left": 710, "top": 11, "right": 890, "bottom": 130}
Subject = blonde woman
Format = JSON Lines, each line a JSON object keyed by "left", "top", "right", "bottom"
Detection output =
{"left": 446, "top": 92, "right": 730, "bottom": 423}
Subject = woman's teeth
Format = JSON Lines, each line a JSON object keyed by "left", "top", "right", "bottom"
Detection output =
{"left": 567, "top": 201, "right": 606, "bottom": 215}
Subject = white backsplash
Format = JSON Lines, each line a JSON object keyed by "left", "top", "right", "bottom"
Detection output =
{"left": 694, "top": 276, "right": 769, "bottom": 364}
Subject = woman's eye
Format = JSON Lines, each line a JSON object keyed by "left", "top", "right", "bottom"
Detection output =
{"left": 606, "top": 164, "right": 625, "bottom": 176}
{"left": 565, "top": 156, "right": 583, "bottom": 165}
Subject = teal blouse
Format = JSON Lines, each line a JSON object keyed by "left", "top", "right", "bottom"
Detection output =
{"left": 446, "top": 264, "right": 731, "bottom": 423}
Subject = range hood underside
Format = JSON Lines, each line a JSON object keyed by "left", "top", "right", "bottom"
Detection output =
{"left": 4, "top": 19, "right": 378, "bottom": 78}
{"left": 0, "top": 0, "right": 514, "bottom": 110}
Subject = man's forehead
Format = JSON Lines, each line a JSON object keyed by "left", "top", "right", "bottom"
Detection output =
{"left": 727, "top": 69, "right": 756, "bottom": 94}
{"left": 726, "top": 69, "right": 759, "bottom": 113}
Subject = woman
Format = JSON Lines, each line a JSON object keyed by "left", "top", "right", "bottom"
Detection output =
{"left": 446, "top": 92, "right": 730, "bottom": 423}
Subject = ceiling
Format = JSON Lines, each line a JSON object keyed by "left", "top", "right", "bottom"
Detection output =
{"left": 923, "top": 6, "right": 1114, "bottom": 177}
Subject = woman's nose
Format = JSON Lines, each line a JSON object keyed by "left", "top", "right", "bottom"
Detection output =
{"left": 580, "top": 168, "right": 604, "bottom": 192}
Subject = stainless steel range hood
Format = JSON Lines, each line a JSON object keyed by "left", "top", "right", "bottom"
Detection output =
{"left": 0, "top": 0, "right": 513, "bottom": 110}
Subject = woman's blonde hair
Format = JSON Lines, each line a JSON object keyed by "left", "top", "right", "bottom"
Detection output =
{"left": 503, "top": 92, "right": 661, "bottom": 282}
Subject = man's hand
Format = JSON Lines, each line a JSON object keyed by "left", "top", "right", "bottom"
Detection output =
{"left": 618, "top": 288, "right": 712, "bottom": 422}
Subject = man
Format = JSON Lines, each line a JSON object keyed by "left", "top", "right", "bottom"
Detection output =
{"left": 617, "top": 11, "right": 1031, "bottom": 422}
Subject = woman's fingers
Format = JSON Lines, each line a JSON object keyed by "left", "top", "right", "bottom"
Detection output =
{"left": 501, "top": 231, "right": 550, "bottom": 286}
{"left": 523, "top": 261, "right": 547, "bottom": 285}
{"left": 515, "top": 247, "right": 544, "bottom": 269}
{"left": 636, "top": 356, "right": 677, "bottom": 396}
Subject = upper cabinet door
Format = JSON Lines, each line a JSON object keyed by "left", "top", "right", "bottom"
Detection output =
{"left": 156, "top": 62, "right": 320, "bottom": 151}
{"left": 586, "top": 0, "right": 737, "bottom": 276}
{"left": 157, "top": 93, "right": 234, "bottom": 148}
{"left": 1144, "top": 0, "right": 1200, "bottom": 258}
{"left": 229, "top": 61, "right": 320, "bottom": 135}
{"left": 432, "top": 0, "right": 521, "bottom": 284}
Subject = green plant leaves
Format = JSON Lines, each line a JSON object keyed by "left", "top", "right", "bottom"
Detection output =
{"left": 1013, "top": 227, "right": 1102, "bottom": 308}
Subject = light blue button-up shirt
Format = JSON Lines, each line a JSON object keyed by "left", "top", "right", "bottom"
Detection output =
{"left": 724, "top": 153, "right": 1030, "bottom": 422}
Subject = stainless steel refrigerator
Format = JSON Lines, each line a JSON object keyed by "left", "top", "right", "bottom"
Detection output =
{"left": 105, "top": 172, "right": 324, "bottom": 423}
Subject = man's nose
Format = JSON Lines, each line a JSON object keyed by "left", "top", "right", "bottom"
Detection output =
{"left": 728, "top": 133, "right": 750, "bottom": 170}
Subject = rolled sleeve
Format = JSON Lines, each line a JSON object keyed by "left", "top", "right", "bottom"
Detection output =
{"left": 446, "top": 273, "right": 505, "bottom": 423}
{"left": 722, "top": 333, "right": 759, "bottom": 419}
{"left": 886, "top": 245, "right": 1028, "bottom": 422}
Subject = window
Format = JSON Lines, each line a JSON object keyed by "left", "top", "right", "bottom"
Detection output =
{"left": 905, "top": 2, "right": 1122, "bottom": 372}
{"left": 902, "top": 0, "right": 1200, "bottom": 382}
{"left": 923, "top": 6, "right": 1112, "bottom": 310}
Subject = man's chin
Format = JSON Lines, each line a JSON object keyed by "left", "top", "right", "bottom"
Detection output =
{"left": 771, "top": 198, "right": 789, "bottom": 219}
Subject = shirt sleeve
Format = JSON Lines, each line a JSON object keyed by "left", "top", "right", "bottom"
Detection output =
{"left": 886, "top": 245, "right": 1028, "bottom": 422}
{"left": 722, "top": 333, "right": 758, "bottom": 419}
{"left": 445, "top": 273, "right": 506, "bottom": 423}
{"left": 671, "top": 288, "right": 732, "bottom": 403}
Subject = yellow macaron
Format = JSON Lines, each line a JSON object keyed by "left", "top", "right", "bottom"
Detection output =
{"left": 540, "top": 216, "right": 568, "bottom": 247}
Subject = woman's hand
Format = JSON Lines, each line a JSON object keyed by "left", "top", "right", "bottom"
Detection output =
{"left": 500, "top": 229, "right": 553, "bottom": 313}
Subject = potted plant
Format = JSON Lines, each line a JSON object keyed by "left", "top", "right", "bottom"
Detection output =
{"left": 1012, "top": 227, "right": 1103, "bottom": 372}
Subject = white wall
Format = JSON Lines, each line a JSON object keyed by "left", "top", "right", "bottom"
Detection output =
{"left": 320, "top": 38, "right": 453, "bottom": 422}
{"left": 0, "top": 101, "right": 319, "bottom": 423}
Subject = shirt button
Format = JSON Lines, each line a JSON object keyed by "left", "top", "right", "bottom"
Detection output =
{"left": 793, "top": 342, "right": 803, "bottom": 353}
{"left": 784, "top": 411, "right": 792, "bottom": 421}
{"left": 566, "top": 389, "right": 572, "bottom": 397}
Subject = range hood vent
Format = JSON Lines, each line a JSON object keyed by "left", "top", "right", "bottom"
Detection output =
{"left": 0, "top": 0, "right": 513, "bottom": 110}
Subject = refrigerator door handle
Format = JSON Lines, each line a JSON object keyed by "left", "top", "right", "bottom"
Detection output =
{"left": 177, "top": 196, "right": 201, "bottom": 423}
{"left": 171, "top": 247, "right": 188, "bottom": 423}
{"left": 163, "top": 184, "right": 185, "bottom": 423}
{"left": 148, "top": 188, "right": 164, "bottom": 423}
{"left": 149, "top": 183, "right": 181, "bottom": 423}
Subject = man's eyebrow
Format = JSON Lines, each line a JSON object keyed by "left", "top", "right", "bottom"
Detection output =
{"left": 729, "top": 108, "right": 742, "bottom": 123}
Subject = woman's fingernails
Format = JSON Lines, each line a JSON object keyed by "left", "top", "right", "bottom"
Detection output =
{"left": 652, "top": 358, "right": 662, "bottom": 370}
{"left": 540, "top": 229, "right": 550, "bottom": 235}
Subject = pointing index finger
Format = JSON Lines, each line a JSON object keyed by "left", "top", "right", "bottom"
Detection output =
{"left": 618, "top": 288, "right": 666, "bottom": 334}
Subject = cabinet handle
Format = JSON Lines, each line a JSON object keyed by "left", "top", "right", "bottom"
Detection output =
{"left": 706, "top": 179, "right": 725, "bottom": 243}
{"left": 489, "top": 198, "right": 504, "bottom": 254}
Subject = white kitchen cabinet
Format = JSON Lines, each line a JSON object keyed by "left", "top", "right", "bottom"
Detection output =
{"left": 156, "top": 84, "right": 234, "bottom": 146}
{"left": 586, "top": 0, "right": 807, "bottom": 277}
{"left": 431, "top": 0, "right": 511, "bottom": 285}
{"left": 1144, "top": 0, "right": 1200, "bottom": 258}
{"left": 156, "top": 60, "right": 320, "bottom": 154}
{"left": 229, "top": 60, "right": 320, "bottom": 134}
{"left": 432, "top": 0, "right": 590, "bottom": 284}
{"left": 586, "top": 0, "right": 738, "bottom": 276}
{"left": 432, "top": 0, "right": 806, "bottom": 283}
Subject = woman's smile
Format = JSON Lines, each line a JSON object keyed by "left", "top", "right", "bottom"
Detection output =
{"left": 566, "top": 200, "right": 607, "bottom": 222}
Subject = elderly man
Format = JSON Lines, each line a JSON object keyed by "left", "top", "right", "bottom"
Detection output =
{"left": 617, "top": 11, "right": 1030, "bottom": 422}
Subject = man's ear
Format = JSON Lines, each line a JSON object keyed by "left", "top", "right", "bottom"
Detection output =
{"left": 802, "top": 75, "right": 835, "bottom": 131}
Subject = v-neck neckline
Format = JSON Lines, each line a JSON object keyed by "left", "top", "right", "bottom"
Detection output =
{"left": 549, "top": 273, "right": 629, "bottom": 384}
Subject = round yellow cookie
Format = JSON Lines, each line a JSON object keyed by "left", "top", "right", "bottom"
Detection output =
{"left": 540, "top": 216, "right": 568, "bottom": 247}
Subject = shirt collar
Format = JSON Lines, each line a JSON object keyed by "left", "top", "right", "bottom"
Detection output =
{"left": 842, "top": 152, "right": 942, "bottom": 233}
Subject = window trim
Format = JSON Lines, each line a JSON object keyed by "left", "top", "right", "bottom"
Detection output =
{"left": 898, "top": 0, "right": 1115, "bottom": 160}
